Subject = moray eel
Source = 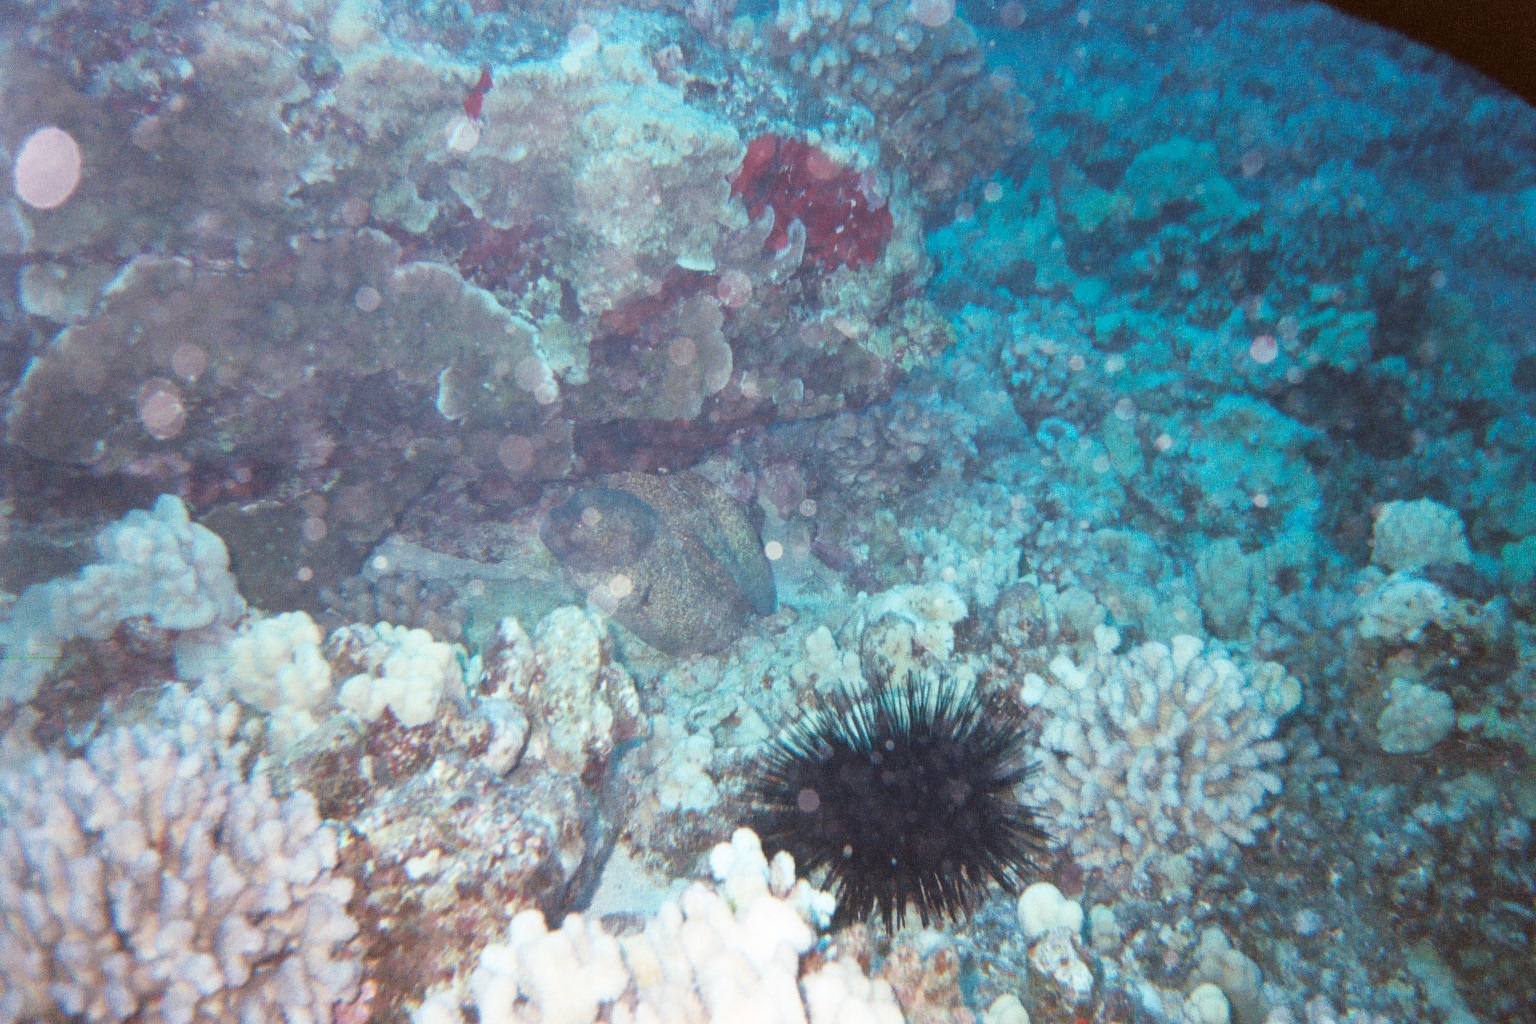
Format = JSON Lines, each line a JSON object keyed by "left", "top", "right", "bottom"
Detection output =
{"left": 540, "top": 471, "right": 776, "bottom": 654}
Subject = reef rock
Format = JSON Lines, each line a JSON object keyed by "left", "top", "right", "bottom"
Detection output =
{"left": 540, "top": 471, "right": 775, "bottom": 655}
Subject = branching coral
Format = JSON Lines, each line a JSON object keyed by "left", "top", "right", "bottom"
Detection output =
{"left": 0, "top": 700, "right": 360, "bottom": 1024}
{"left": 1021, "top": 633, "right": 1295, "bottom": 881}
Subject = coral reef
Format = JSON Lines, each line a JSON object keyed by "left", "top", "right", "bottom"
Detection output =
{"left": 3, "top": 231, "right": 554, "bottom": 476}
{"left": 1021, "top": 632, "right": 1295, "bottom": 882}
{"left": 323, "top": 568, "right": 473, "bottom": 644}
{"left": 330, "top": 621, "right": 467, "bottom": 729}
{"left": 0, "top": 495, "right": 244, "bottom": 706}
{"left": 877, "top": 931, "right": 971, "bottom": 1024}
{"left": 1356, "top": 573, "right": 1455, "bottom": 644}
{"left": 1017, "top": 883, "right": 1093, "bottom": 1004}
{"left": 266, "top": 602, "right": 645, "bottom": 1020}
{"left": 1368, "top": 499, "right": 1473, "bottom": 574}
{"left": 199, "top": 610, "right": 335, "bottom": 748}
{"left": 444, "top": 38, "right": 745, "bottom": 318}
{"left": 427, "top": 829, "right": 896, "bottom": 1024}
{"left": 756, "top": 0, "right": 1029, "bottom": 207}
{"left": 2, "top": 2, "right": 1536, "bottom": 1024}
{"left": 1374, "top": 679, "right": 1455, "bottom": 754}
{"left": 0, "top": 14, "right": 316, "bottom": 263}
{"left": 1, "top": 4, "right": 954, "bottom": 588}
{"left": 480, "top": 609, "right": 643, "bottom": 778}
{"left": 0, "top": 697, "right": 360, "bottom": 1024}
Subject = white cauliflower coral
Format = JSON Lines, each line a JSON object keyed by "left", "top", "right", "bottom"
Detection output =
{"left": 0, "top": 702, "right": 360, "bottom": 1024}
{"left": 331, "top": 621, "right": 466, "bottom": 728}
{"left": 0, "top": 495, "right": 245, "bottom": 707}
{"left": 1022, "top": 634, "right": 1290, "bottom": 879}
{"left": 452, "top": 829, "right": 893, "bottom": 1024}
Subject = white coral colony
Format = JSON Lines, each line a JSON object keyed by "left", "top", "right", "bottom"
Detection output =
{"left": 1021, "top": 634, "right": 1293, "bottom": 879}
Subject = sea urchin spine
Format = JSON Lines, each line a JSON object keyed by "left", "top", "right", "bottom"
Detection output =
{"left": 750, "top": 675, "right": 1051, "bottom": 930}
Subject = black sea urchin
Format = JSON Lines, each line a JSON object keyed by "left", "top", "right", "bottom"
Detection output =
{"left": 749, "top": 675, "right": 1050, "bottom": 930}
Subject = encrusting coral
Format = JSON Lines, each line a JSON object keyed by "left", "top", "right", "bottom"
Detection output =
{"left": 440, "top": 38, "right": 746, "bottom": 319}
{"left": 1, "top": 0, "right": 964, "bottom": 569}
{"left": 0, "top": 8, "right": 320, "bottom": 265}
{"left": 480, "top": 608, "right": 644, "bottom": 778}
{"left": 3, "top": 230, "right": 555, "bottom": 475}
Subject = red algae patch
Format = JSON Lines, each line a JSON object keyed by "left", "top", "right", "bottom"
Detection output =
{"left": 731, "top": 135, "right": 894, "bottom": 270}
